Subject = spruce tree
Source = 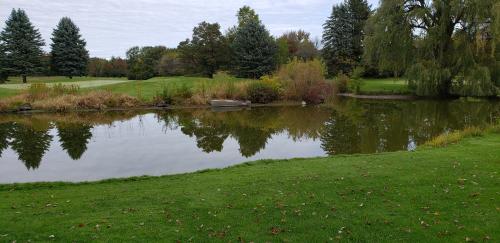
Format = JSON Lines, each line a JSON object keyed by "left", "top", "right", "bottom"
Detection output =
{"left": 322, "top": 0, "right": 370, "bottom": 76}
{"left": 50, "top": 17, "right": 89, "bottom": 78}
{"left": 0, "top": 42, "right": 8, "bottom": 82}
{"left": 231, "top": 18, "right": 277, "bottom": 79}
{"left": 0, "top": 9, "right": 45, "bottom": 83}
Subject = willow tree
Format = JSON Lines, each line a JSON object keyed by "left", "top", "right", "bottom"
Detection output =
{"left": 365, "top": 0, "right": 500, "bottom": 96}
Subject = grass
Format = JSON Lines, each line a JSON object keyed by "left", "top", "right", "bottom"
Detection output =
{"left": 358, "top": 78, "right": 411, "bottom": 95}
{"left": 95, "top": 75, "right": 250, "bottom": 101}
{"left": 0, "top": 76, "right": 414, "bottom": 102}
{"left": 1, "top": 133, "right": 499, "bottom": 242}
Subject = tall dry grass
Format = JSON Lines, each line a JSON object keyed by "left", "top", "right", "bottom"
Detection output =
{"left": 424, "top": 126, "right": 489, "bottom": 147}
{"left": 0, "top": 83, "right": 140, "bottom": 112}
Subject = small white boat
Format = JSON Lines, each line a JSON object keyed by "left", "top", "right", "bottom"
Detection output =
{"left": 210, "top": 100, "right": 251, "bottom": 107}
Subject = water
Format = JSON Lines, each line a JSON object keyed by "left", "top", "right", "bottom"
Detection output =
{"left": 0, "top": 99, "right": 498, "bottom": 183}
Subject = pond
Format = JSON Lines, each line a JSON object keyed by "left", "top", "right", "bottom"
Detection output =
{"left": 0, "top": 98, "right": 498, "bottom": 183}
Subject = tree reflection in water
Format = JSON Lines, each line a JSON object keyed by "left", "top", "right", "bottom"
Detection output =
{"left": 56, "top": 123, "right": 93, "bottom": 160}
{"left": 0, "top": 99, "right": 497, "bottom": 170}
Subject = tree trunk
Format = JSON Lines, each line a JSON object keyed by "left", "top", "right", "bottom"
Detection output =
{"left": 22, "top": 75, "right": 27, "bottom": 83}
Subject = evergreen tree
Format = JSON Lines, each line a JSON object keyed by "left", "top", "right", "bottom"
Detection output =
{"left": 0, "top": 42, "right": 8, "bottom": 82}
{"left": 0, "top": 9, "right": 45, "bottom": 83}
{"left": 231, "top": 18, "right": 277, "bottom": 79}
{"left": 322, "top": 0, "right": 370, "bottom": 76}
{"left": 237, "top": 6, "right": 260, "bottom": 27}
{"left": 50, "top": 17, "right": 89, "bottom": 78}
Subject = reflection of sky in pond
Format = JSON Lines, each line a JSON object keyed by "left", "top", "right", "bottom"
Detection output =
{"left": 0, "top": 99, "right": 498, "bottom": 183}
{"left": 0, "top": 114, "right": 326, "bottom": 183}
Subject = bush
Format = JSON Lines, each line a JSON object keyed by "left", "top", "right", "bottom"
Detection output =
{"left": 155, "top": 86, "right": 174, "bottom": 104}
{"left": 277, "top": 58, "right": 330, "bottom": 103}
{"left": 348, "top": 67, "right": 365, "bottom": 94}
{"left": 247, "top": 82, "right": 279, "bottom": 104}
{"left": 334, "top": 73, "right": 349, "bottom": 93}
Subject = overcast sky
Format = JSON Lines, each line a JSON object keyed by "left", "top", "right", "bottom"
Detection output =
{"left": 0, "top": 0, "right": 378, "bottom": 58}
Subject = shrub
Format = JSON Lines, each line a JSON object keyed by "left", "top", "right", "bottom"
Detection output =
{"left": 247, "top": 81, "right": 279, "bottom": 104}
{"left": 154, "top": 86, "right": 174, "bottom": 104}
{"left": 348, "top": 67, "right": 365, "bottom": 94}
{"left": 277, "top": 58, "right": 330, "bottom": 103}
{"left": 334, "top": 73, "right": 349, "bottom": 93}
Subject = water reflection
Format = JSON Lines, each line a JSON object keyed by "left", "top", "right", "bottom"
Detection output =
{"left": 0, "top": 99, "right": 497, "bottom": 183}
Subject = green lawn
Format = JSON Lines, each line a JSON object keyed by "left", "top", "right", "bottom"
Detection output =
{"left": 0, "top": 76, "right": 413, "bottom": 101}
{"left": 95, "top": 75, "right": 251, "bottom": 101}
{"left": 1, "top": 134, "right": 498, "bottom": 242}
{"left": 359, "top": 78, "right": 411, "bottom": 94}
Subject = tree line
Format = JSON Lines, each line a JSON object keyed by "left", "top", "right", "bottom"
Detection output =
{"left": 0, "top": 9, "right": 88, "bottom": 83}
{"left": 0, "top": 1, "right": 498, "bottom": 97}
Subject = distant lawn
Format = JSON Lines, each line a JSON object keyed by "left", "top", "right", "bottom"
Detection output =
{"left": 95, "top": 75, "right": 251, "bottom": 101}
{"left": 0, "top": 88, "right": 21, "bottom": 98}
{"left": 0, "top": 133, "right": 498, "bottom": 242}
{"left": 0, "top": 76, "right": 413, "bottom": 100}
{"left": 359, "top": 78, "right": 411, "bottom": 95}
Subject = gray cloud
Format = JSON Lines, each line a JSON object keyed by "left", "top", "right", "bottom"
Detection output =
{"left": 0, "top": 0, "right": 378, "bottom": 58}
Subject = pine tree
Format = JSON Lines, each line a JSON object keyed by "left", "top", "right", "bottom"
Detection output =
{"left": 0, "top": 42, "right": 8, "bottom": 82}
{"left": 322, "top": 4, "right": 353, "bottom": 76}
{"left": 322, "top": 0, "right": 370, "bottom": 76}
{"left": 50, "top": 17, "right": 89, "bottom": 78}
{"left": 231, "top": 18, "right": 277, "bottom": 79}
{"left": 0, "top": 9, "right": 45, "bottom": 83}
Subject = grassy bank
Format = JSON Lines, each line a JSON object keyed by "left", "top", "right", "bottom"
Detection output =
{"left": 358, "top": 78, "right": 410, "bottom": 95}
{"left": 1, "top": 133, "right": 498, "bottom": 242}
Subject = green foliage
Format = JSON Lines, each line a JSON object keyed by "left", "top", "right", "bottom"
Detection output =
{"left": 246, "top": 81, "right": 279, "bottom": 104}
{"left": 178, "top": 22, "right": 228, "bottom": 78}
{"left": 348, "top": 67, "right": 365, "bottom": 94}
{"left": 275, "top": 38, "right": 290, "bottom": 65}
{"left": 87, "top": 57, "right": 128, "bottom": 77}
{"left": 0, "top": 9, "right": 45, "bottom": 83}
{"left": 0, "top": 43, "right": 7, "bottom": 82}
{"left": 278, "top": 30, "right": 319, "bottom": 61}
{"left": 126, "top": 46, "right": 167, "bottom": 80}
{"left": 231, "top": 17, "right": 277, "bottom": 79}
{"left": 50, "top": 17, "right": 89, "bottom": 78}
{"left": 363, "top": 0, "right": 412, "bottom": 76}
{"left": 452, "top": 65, "right": 498, "bottom": 97}
{"left": 407, "top": 62, "right": 451, "bottom": 96}
{"left": 323, "top": 0, "right": 370, "bottom": 76}
{"left": 335, "top": 73, "right": 350, "bottom": 93}
{"left": 157, "top": 50, "right": 184, "bottom": 76}
{"left": 366, "top": 0, "right": 500, "bottom": 97}
{"left": 237, "top": 6, "right": 260, "bottom": 27}
{"left": 277, "top": 59, "right": 331, "bottom": 103}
